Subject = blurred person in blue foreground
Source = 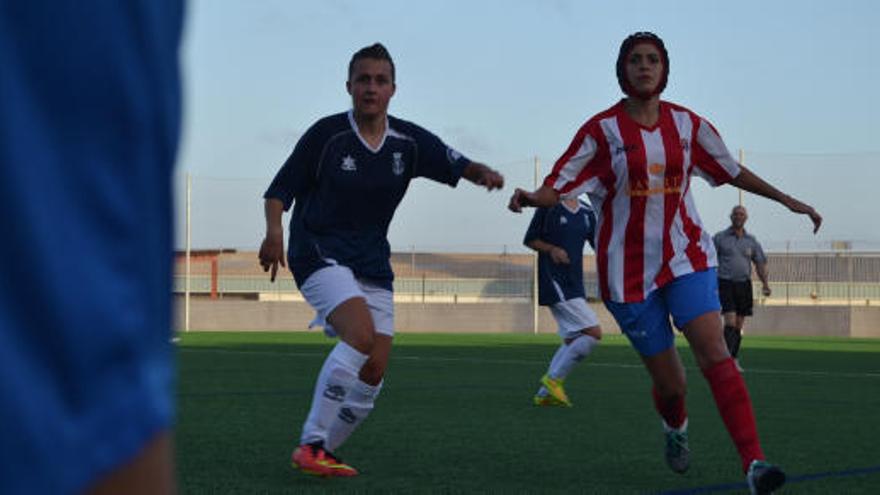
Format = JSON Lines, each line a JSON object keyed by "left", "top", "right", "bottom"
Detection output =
{"left": 525, "top": 197, "right": 603, "bottom": 407}
{"left": 259, "top": 43, "right": 504, "bottom": 477}
{"left": 714, "top": 205, "right": 771, "bottom": 371}
{"left": 508, "top": 32, "right": 822, "bottom": 494}
{"left": 0, "top": 2, "right": 183, "bottom": 494}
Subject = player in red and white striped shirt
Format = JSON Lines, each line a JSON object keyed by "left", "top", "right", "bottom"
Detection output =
{"left": 509, "top": 32, "right": 821, "bottom": 494}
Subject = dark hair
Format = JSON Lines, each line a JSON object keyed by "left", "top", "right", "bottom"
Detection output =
{"left": 348, "top": 43, "right": 395, "bottom": 82}
{"left": 615, "top": 32, "right": 669, "bottom": 97}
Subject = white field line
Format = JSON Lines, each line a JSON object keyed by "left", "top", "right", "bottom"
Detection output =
{"left": 179, "top": 347, "right": 880, "bottom": 379}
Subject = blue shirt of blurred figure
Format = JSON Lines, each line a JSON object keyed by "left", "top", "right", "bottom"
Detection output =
{"left": 0, "top": 1, "right": 183, "bottom": 493}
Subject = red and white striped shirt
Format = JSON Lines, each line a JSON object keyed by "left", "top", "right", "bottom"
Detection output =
{"left": 545, "top": 100, "right": 740, "bottom": 303}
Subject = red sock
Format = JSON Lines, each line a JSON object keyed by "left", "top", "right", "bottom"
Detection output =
{"left": 652, "top": 387, "right": 687, "bottom": 429}
{"left": 702, "top": 357, "right": 764, "bottom": 472}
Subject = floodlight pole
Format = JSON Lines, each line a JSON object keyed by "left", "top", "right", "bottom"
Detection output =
{"left": 184, "top": 173, "right": 192, "bottom": 333}
{"left": 533, "top": 157, "right": 540, "bottom": 335}
{"left": 738, "top": 149, "right": 745, "bottom": 207}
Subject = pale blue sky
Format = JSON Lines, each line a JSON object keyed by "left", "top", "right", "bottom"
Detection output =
{"left": 177, "top": 0, "right": 879, "bottom": 252}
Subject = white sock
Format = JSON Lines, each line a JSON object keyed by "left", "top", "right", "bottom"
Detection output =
{"left": 548, "top": 335, "right": 597, "bottom": 380}
{"left": 325, "top": 379, "right": 383, "bottom": 451}
{"left": 300, "top": 342, "right": 369, "bottom": 445}
{"left": 536, "top": 344, "right": 569, "bottom": 396}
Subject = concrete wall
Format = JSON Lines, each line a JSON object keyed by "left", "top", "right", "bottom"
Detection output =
{"left": 851, "top": 306, "right": 880, "bottom": 338}
{"left": 397, "top": 303, "right": 621, "bottom": 334}
{"left": 175, "top": 298, "right": 880, "bottom": 338}
{"left": 748, "top": 306, "right": 852, "bottom": 337}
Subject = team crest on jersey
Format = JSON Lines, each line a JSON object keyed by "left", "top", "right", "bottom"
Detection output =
{"left": 341, "top": 155, "right": 357, "bottom": 171}
{"left": 391, "top": 152, "right": 405, "bottom": 175}
{"left": 648, "top": 163, "right": 665, "bottom": 175}
{"left": 560, "top": 216, "right": 568, "bottom": 225}
{"left": 446, "top": 147, "right": 462, "bottom": 163}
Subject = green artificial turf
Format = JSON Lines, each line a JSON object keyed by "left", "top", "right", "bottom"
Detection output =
{"left": 176, "top": 332, "right": 880, "bottom": 493}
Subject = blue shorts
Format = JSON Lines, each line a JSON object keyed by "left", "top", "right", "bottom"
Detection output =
{"left": 605, "top": 268, "right": 721, "bottom": 357}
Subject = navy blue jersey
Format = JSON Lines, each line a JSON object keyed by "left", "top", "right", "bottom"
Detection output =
{"left": 0, "top": 2, "right": 182, "bottom": 494}
{"left": 265, "top": 111, "right": 470, "bottom": 290}
{"left": 524, "top": 201, "right": 597, "bottom": 305}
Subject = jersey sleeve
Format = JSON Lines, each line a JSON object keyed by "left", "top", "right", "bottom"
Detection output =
{"left": 692, "top": 118, "right": 741, "bottom": 187}
{"left": 523, "top": 207, "right": 548, "bottom": 246}
{"left": 543, "top": 121, "right": 605, "bottom": 198}
{"left": 583, "top": 205, "right": 597, "bottom": 251}
{"left": 263, "top": 122, "right": 323, "bottom": 210}
{"left": 410, "top": 124, "right": 470, "bottom": 187}
{"left": 752, "top": 240, "right": 767, "bottom": 264}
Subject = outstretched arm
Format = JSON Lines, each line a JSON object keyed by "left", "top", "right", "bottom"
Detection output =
{"left": 526, "top": 239, "right": 570, "bottom": 264}
{"left": 462, "top": 162, "right": 504, "bottom": 191}
{"left": 508, "top": 185, "right": 560, "bottom": 213}
{"left": 258, "top": 198, "right": 286, "bottom": 282}
{"left": 730, "top": 165, "right": 822, "bottom": 233}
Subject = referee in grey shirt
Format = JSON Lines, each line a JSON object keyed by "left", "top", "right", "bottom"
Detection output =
{"left": 713, "top": 205, "right": 770, "bottom": 371}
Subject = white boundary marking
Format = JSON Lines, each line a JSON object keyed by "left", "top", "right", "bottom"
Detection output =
{"left": 179, "top": 348, "right": 880, "bottom": 379}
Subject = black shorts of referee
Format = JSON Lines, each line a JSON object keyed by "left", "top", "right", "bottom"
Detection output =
{"left": 718, "top": 278, "right": 753, "bottom": 316}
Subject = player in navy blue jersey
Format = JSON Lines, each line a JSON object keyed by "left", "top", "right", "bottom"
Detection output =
{"left": 525, "top": 198, "right": 603, "bottom": 407}
{"left": 259, "top": 43, "right": 504, "bottom": 477}
{"left": 0, "top": 2, "right": 182, "bottom": 494}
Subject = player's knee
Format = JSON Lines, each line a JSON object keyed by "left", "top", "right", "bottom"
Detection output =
{"left": 701, "top": 352, "right": 733, "bottom": 371}
{"left": 702, "top": 337, "right": 733, "bottom": 368}
{"left": 654, "top": 372, "right": 687, "bottom": 399}
{"left": 583, "top": 326, "right": 602, "bottom": 340}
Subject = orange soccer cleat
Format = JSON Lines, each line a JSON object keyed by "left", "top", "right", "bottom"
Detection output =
{"left": 291, "top": 442, "right": 359, "bottom": 478}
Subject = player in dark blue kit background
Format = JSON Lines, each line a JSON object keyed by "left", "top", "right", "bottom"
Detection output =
{"left": 525, "top": 198, "right": 603, "bottom": 407}
{"left": 259, "top": 43, "right": 504, "bottom": 477}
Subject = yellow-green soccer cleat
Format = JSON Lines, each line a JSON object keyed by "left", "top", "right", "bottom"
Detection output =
{"left": 540, "top": 374, "right": 572, "bottom": 407}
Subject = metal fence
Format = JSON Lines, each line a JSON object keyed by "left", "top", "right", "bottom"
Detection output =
{"left": 760, "top": 251, "right": 880, "bottom": 305}
{"left": 174, "top": 150, "right": 880, "bottom": 331}
{"left": 173, "top": 249, "right": 880, "bottom": 307}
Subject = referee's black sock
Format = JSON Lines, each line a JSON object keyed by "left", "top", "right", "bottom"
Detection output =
{"left": 723, "top": 325, "right": 741, "bottom": 358}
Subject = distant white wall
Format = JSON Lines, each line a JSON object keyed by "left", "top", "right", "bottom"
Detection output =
{"left": 174, "top": 298, "right": 880, "bottom": 338}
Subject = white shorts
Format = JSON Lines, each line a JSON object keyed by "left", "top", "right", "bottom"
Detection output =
{"left": 300, "top": 264, "right": 394, "bottom": 338}
{"left": 549, "top": 297, "right": 599, "bottom": 339}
